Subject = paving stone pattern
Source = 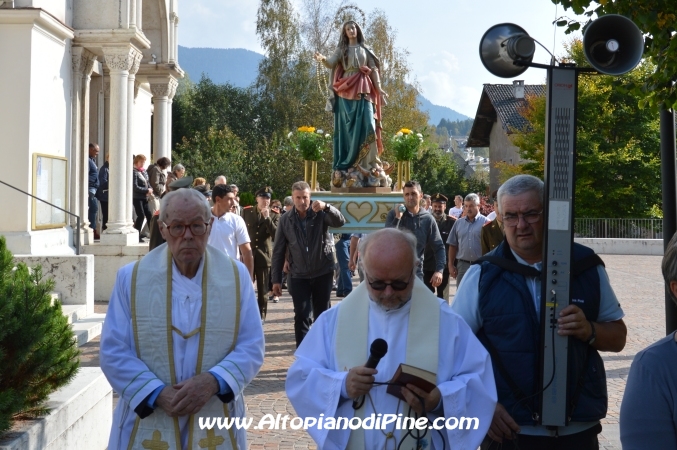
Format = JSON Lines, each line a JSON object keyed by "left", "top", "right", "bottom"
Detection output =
{"left": 80, "top": 254, "right": 664, "bottom": 449}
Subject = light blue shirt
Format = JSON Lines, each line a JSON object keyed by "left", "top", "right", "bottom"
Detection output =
{"left": 450, "top": 248, "right": 624, "bottom": 437}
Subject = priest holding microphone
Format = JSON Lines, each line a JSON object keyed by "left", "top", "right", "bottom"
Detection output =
{"left": 285, "top": 228, "right": 496, "bottom": 449}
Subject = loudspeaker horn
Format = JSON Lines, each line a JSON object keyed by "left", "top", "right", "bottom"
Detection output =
{"left": 479, "top": 23, "right": 535, "bottom": 78}
{"left": 583, "top": 14, "right": 644, "bottom": 75}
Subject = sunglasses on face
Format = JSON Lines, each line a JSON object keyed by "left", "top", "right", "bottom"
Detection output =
{"left": 365, "top": 273, "right": 413, "bottom": 291}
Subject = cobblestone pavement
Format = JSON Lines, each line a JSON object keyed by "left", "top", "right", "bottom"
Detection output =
{"left": 81, "top": 254, "right": 664, "bottom": 449}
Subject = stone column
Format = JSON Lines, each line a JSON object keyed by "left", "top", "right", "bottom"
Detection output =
{"left": 71, "top": 48, "right": 97, "bottom": 246}
{"left": 129, "top": 0, "right": 137, "bottom": 28}
{"left": 149, "top": 77, "right": 178, "bottom": 162}
{"left": 137, "top": 0, "right": 143, "bottom": 31}
{"left": 101, "top": 47, "right": 138, "bottom": 245}
{"left": 126, "top": 50, "right": 143, "bottom": 228}
{"left": 167, "top": 80, "right": 177, "bottom": 160}
{"left": 169, "top": 12, "right": 178, "bottom": 62}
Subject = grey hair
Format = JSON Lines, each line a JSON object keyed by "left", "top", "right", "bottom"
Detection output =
{"left": 497, "top": 174, "right": 544, "bottom": 213}
{"left": 291, "top": 181, "right": 310, "bottom": 192}
{"left": 283, "top": 196, "right": 294, "bottom": 207}
{"left": 214, "top": 175, "right": 227, "bottom": 185}
{"left": 159, "top": 188, "right": 211, "bottom": 224}
{"left": 358, "top": 228, "right": 419, "bottom": 269}
{"left": 172, "top": 163, "right": 185, "bottom": 174}
{"left": 464, "top": 193, "right": 480, "bottom": 206}
{"left": 662, "top": 232, "right": 677, "bottom": 305}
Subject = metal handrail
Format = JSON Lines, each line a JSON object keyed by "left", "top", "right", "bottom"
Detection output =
{"left": 0, "top": 179, "right": 81, "bottom": 255}
{"left": 574, "top": 218, "right": 663, "bottom": 240}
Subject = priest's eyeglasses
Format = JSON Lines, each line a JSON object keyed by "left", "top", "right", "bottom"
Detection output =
{"left": 502, "top": 210, "right": 543, "bottom": 227}
{"left": 365, "top": 273, "right": 413, "bottom": 291}
{"left": 162, "top": 221, "right": 210, "bottom": 237}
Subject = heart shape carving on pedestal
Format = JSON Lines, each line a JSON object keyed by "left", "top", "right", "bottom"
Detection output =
{"left": 346, "top": 201, "right": 373, "bottom": 222}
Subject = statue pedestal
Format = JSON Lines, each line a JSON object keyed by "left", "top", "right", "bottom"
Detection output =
{"left": 312, "top": 190, "right": 402, "bottom": 234}
{"left": 330, "top": 186, "right": 392, "bottom": 194}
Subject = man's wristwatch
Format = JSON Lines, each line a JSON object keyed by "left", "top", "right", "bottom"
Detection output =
{"left": 585, "top": 320, "right": 596, "bottom": 345}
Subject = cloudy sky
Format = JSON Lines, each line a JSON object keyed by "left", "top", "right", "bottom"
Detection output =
{"left": 178, "top": 0, "right": 588, "bottom": 118}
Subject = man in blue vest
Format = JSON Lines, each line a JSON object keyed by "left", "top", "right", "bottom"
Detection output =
{"left": 451, "top": 174, "right": 626, "bottom": 450}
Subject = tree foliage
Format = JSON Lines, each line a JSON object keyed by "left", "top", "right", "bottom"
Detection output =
{"left": 552, "top": 0, "right": 677, "bottom": 111}
{"left": 0, "top": 236, "right": 80, "bottom": 435}
{"left": 505, "top": 39, "right": 660, "bottom": 218}
{"left": 437, "top": 118, "right": 474, "bottom": 136}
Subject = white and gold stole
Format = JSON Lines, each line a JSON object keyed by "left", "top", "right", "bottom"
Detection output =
{"left": 127, "top": 245, "right": 241, "bottom": 450}
{"left": 335, "top": 278, "right": 441, "bottom": 450}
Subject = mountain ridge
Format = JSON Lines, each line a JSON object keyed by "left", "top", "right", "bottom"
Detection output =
{"left": 177, "top": 45, "right": 470, "bottom": 125}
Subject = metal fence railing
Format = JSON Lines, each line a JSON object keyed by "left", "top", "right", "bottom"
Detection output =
{"left": 574, "top": 218, "right": 663, "bottom": 239}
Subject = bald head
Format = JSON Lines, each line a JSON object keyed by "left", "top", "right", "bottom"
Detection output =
{"left": 159, "top": 188, "right": 210, "bottom": 224}
{"left": 359, "top": 229, "right": 418, "bottom": 310}
{"left": 360, "top": 228, "right": 418, "bottom": 270}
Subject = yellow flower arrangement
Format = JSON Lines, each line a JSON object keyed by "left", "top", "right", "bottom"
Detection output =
{"left": 391, "top": 128, "right": 424, "bottom": 161}
{"left": 289, "top": 126, "right": 330, "bottom": 161}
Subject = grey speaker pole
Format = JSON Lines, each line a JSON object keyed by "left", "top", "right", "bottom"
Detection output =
{"left": 539, "top": 65, "right": 578, "bottom": 426}
{"left": 660, "top": 107, "right": 677, "bottom": 334}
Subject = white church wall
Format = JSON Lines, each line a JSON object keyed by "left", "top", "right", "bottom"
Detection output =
{"left": 0, "top": 11, "right": 74, "bottom": 255}
{"left": 0, "top": 25, "right": 32, "bottom": 235}
{"left": 15, "top": 0, "right": 72, "bottom": 26}
{"left": 72, "top": 0, "right": 120, "bottom": 30}
{"left": 141, "top": 0, "right": 168, "bottom": 63}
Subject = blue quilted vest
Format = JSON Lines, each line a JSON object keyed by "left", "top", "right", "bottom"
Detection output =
{"left": 476, "top": 241, "right": 608, "bottom": 425}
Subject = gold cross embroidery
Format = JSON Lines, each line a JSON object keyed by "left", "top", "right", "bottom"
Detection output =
{"left": 198, "top": 428, "right": 226, "bottom": 449}
{"left": 142, "top": 430, "right": 170, "bottom": 450}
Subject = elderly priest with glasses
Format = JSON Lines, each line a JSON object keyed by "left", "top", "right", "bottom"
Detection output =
{"left": 100, "top": 188, "right": 264, "bottom": 450}
{"left": 285, "top": 227, "right": 496, "bottom": 449}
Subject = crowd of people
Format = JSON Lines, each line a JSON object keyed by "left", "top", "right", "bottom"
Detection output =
{"left": 95, "top": 159, "right": 676, "bottom": 450}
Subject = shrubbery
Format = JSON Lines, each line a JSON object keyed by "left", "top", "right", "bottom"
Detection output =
{"left": 0, "top": 236, "right": 80, "bottom": 435}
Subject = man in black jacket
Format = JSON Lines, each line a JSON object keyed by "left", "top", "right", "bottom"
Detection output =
{"left": 271, "top": 181, "right": 345, "bottom": 347}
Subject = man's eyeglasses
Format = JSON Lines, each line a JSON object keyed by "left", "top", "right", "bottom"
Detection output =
{"left": 365, "top": 273, "right": 413, "bottom": 291}
{"left": 502, "top": 211, "right": 543, "bottom": 227}
{"left": 162, "top": 221, "right": 210, "bottom": 237}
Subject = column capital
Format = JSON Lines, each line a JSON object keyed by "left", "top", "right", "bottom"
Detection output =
{"left": 72, "top": 47, "right": 97, "bottom": 76}
{"left": 149, "top": 77, "right": 178, "bottom": 99}
{"left": 170, "top": 12, "right": 179, "bottom": 24}
{"left": 134, "top": 80, "right": 141, "bottom": 100}
{"left": 130, "top": 50, "right": 143, "bottom": 76}
{"left": 103, "top": 47, "right": 142, "bottom": 73}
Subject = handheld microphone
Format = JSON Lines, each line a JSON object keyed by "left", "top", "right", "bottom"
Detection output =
{"left": 396, "top": 205, "right": 406, "bottom": 229}
{"left": 353, "top": 339, "right": 388, "bottom": 410}
{"left": 365, "top": 338, "right": 388, "bottom": 369}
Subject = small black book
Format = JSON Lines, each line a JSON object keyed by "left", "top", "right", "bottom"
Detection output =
{"left": 386, "top": 363, "right": 437, "bottom": 402}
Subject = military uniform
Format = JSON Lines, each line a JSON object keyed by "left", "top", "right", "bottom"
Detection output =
{"left": 481, "top": 219, "right": 504, "bottom": 255}
{"left": 242, "top": 187, "right": 280, "bottom": 321}
{"left": 423, "top": 194, "right": 457, "bottom": 299}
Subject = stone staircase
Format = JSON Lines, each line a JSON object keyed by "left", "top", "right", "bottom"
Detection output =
{"left": 64, "top": 304, "right": 106, "bottom": 347}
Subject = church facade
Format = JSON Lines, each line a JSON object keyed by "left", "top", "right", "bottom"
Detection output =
{"left": 0, "top": 0, "right": 182, "bottom": 255}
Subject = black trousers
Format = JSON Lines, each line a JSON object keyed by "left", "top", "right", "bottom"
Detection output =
{"left": 100, "top": 201, "right": 109, "bottom": 231}
{"left": 254, "top": 265, "right": 270, "bottom": 320}
{"left": 480, "top": 423, "right": 601, "bottom": 450}
{"left": 423, "top": 269, "right": 450, "bottom": 299}
{"left": 133, "top": 198, "right": 152, "bottom": 234}
{"left": 289, "top": 271, "right": 333, "bottom": 347}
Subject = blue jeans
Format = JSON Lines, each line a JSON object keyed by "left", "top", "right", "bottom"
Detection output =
{"left": 88, "top": 191, "right": 98, "bottom": 230}
{"left": 334, "top": 234, "right": 352, "bottom": 296}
